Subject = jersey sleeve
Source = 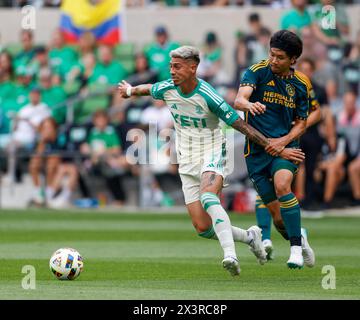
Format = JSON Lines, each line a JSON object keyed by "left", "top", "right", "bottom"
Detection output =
{"left": 295, "top": 84, "right": 310, "bottom": 120}
{"left": 198, "top": 82, "right": 239, "bottom": 126}
{"left": 308, "top": 84, "right": 320, "bottom": 113}
{"left": 150, "top": 79, "right": 175, "bottom": 100}
{"left": 239, "top": 65, "right": 261, "bottom": 90}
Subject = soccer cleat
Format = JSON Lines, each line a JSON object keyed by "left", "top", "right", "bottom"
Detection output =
{"left": 263, "top": 239, "right": 275, "bottom": 261}
{"left": 301, "top": 228, "right": 315, "bottom": 267}
{"left": 247, "top": 226, "right": 267, "bottom": 265}
{"left": 47, "top": 196, "right": 70, "bottom": 209}
{"left": 222, "top": 256, "right": 240, "bottom": 276}
{"left": 287, "top": 246, "right": 304, "bottom": 269}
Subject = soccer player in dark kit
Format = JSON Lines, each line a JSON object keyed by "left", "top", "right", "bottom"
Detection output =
{"left": 234, "top": 30, "right": 315, "bottom": 269}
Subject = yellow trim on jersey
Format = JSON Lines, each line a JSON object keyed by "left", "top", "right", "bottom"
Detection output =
{"left": 244, "top": 111, "right": 251, "bottom": 158}
{"left": 294, "top": 71, "right": 312, "bottom": 96}
{"left": 250, "top": 60, "right": 270, "bottom": 73}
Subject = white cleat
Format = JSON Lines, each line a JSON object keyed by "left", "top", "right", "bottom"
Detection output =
{"left": 47, "top": 196, "right": 70, "bottom": 209}
{"left": 263, "top": 239, "right": 275, "bottom": 261}
{"left": 287, "top": 246, "right": 304, "bottom": 269}
{"left": 301, "top": 228, "right": 315, "bottom": 267}
{"left": 247, "top": 226, "right": 267, "bottom": 265}
{"left": 222, "top": 256, "right": 240, "bottom": 276}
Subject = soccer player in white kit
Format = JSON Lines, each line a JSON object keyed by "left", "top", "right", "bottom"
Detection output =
{"left": 118, "top": 46, "right": 305, "bottom": 276}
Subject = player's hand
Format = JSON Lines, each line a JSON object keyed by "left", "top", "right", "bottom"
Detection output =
{"left": 247, "top": 102, "right": 266, "bottom": 116}
{"left": 265, "top": 137, "right": 288, "bottom": 156}
{"left": 279, "top": 148, "right": 305, "bottom": 163}
{"left": 117, "top": 80, "right": 132, "bottom": 98}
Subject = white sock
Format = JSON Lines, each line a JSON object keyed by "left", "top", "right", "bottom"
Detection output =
{"left": 33, "top": 187, "right": 42, "bottom": 198}
{"left": 205, "top": 226, "right": 252, "bottom": 244}
{"left": 208, "top": 204, "right": 236, "bottom": 258}
{"left": 46, "top": 187, "right": 55, "bottom": 200}
{"left": 59, "top": 187, "right": 71, "bottom": 201}
{"left": 201, "top": 193, "right": 236, "bottom": 259}
{"left": 231, "top": 226, "right": 252, "bottom": 244}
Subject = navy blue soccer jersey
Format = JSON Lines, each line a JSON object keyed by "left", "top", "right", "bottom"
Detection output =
{"left": 240, "top": 60, "right": 318, "bottom": 154}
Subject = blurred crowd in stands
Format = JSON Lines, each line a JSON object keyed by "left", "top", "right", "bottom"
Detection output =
{"left": 0, "top": 0, "right": 359, "bottom": 8}
{"left": 0, "top": 0, "right": 359, "bottom": 211}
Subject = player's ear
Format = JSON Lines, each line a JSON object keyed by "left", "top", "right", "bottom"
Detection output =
{"left": 191, "top": 62, "right": 198, "bottom": 73}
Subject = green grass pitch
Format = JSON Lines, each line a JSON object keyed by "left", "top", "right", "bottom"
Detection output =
{"left": 0, "top": 209, "right": 359, "bottom": 300}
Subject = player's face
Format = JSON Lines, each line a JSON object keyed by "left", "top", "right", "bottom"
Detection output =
{"left": 298, "top": 61, "right": 313, "bottom": 79}
{"left": 269, "top": 48, "right": 295, "bottom": 75}
{"left": 170, "top": 57, "right": 195, "bottom": 86}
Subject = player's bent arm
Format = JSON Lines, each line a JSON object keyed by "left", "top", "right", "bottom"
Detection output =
{"left": 230, "top": 117, "right": 269, "bottom": 148}
{"left": 265, "top": 119, "right": 307, "bottom": 156}
{"left": 234, "top": 86, "right": 266, "bottom": 115}
{"left": 283, "top": 118, "right": 307, "bottom": 144}
{"left": 306, "top": 107, "right": 321, "bottom": 129}
{"left": 234, "top": 86, "right": 253, "bottom": 111}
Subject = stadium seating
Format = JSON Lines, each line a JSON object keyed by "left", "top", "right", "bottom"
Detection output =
{"left": 114, "top": 43, "right": 135, "bottom": 74}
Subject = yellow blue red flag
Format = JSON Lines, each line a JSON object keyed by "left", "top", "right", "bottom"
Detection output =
{"left": 60, "top": 0, "right": 122, "bottom": 45}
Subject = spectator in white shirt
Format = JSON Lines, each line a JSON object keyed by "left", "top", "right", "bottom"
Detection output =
{"left": 12, "top": 87, "right": 51, "bottom": 148}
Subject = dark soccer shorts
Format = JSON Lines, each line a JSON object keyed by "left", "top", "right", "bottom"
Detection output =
{"left": 245, "top": 151, "right": 298, "bottom": 204}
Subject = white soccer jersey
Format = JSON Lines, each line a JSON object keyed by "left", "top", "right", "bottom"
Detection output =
{"left": 151, "top": 78, "right": 239, "bottom": 177}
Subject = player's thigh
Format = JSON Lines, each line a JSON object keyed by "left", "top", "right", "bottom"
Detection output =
{"left": 199, "top": 171, "right": 223, "bottom": 195}
{"left": 179, "top": 173, "right": 201, "bottom": 205}
{"left": 186, "top": 200, "right": 212, "bottom": 233}
{"left": 246, "top": 152, "right": 277, "bottom": 204}
{"left": 249, "top": 172, "right": 277, "bottom": 206}
{"left": 271, "top": 158, "right": 297, "bottom": 197}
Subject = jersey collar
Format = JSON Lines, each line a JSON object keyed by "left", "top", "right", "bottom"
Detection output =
{"left": 175, "top": 78, "right": 201, "bottom": 98}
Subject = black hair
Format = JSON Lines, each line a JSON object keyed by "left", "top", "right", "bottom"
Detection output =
{"left": 270, "top": 30, "right": 303, "bottom": 59}
{"left": 248, "top": 13, "right": 260, "bottom": 23}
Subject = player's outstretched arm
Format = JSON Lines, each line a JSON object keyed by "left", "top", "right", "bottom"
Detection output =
{"left": 118, "top": 80, "right": 152, "bottom": 98}
{"left": 231, "top": 117, "right": 270, "bottom": 148}
{"left": 231, "top": 118, "right": 304, "bottom": 162}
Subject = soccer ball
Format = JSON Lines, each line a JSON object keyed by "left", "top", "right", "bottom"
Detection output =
{"left": 49, "top": 248, "right": 84, "bottom": 280}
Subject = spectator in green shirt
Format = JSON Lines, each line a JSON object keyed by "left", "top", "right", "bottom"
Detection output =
{"left": 80, "top": 110, "right": 129, "bottom": 206}
{"left": 88, "top": 45, "right": 128, "bottom": 89}
{"left": 13, "top": 67, "right": 34, "bottom": 109}
{"left": 197, "top": 31, "right": 228, "bottom": 87}
{"left": 144, "top": 25, "right": 180, "bottom": 81}
{"left": 13, "top": 29, "right": 37, "bottom": 77}
{"left": 280, "top": 0, "right": 312, "bottom": 36}
{"left": 0, "top": 52, "right": 16, "bottom": 133}
{"left": 48, "top": 29, "right": 78, "bottom": 83}
{"left": 38, "top": 68, "right": 68, "bottom": 124}
{"left": 311, "top": 0, "right": 350, "bottom": 49}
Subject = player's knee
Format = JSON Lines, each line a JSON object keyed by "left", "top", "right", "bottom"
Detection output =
{"left": 274, "top": 181, "right": 291, "bottom": 197}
